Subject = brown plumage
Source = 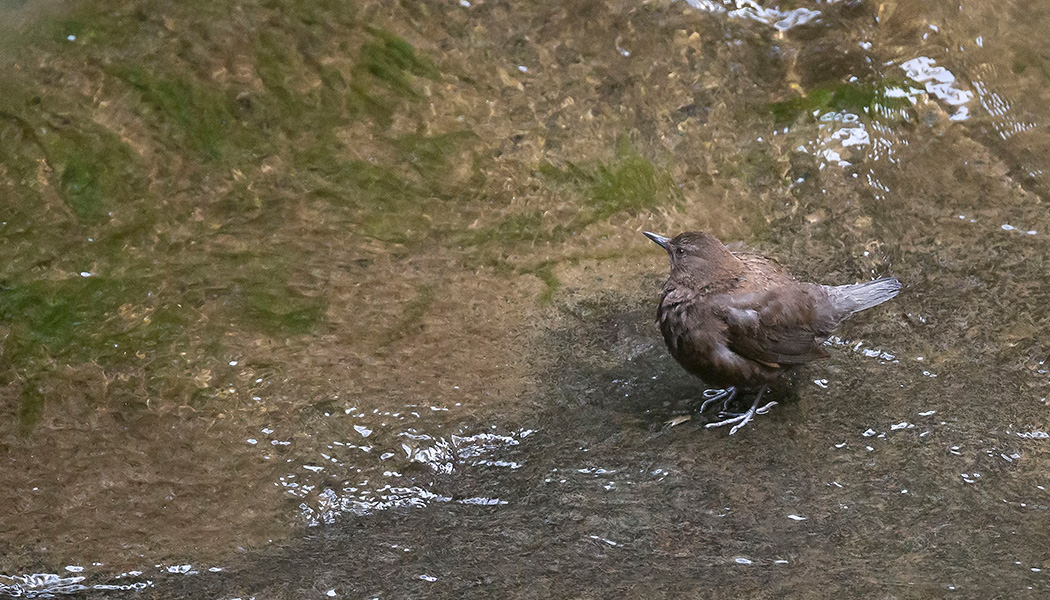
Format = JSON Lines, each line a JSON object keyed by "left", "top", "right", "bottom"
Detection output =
{"left": 644, "top": 231, "right": 900, "bottom": 434}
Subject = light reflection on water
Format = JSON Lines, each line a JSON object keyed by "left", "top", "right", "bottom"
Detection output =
{"left": 286, "top": 426, "right": 534, "bottom": 525}
{"left": 685, "top": 0, "right": 822, "bottom": 32}
{"left": 900, "top": 56, "right": 975, "bottom": 121}
{"left": 0, "top": 572, "right": 152, "bottom": 598}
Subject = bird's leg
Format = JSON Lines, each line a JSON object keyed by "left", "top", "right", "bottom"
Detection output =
{"left": 704, "top": 385, "right": 774, "bottom": 435}
{"left": 698, "top": 387, "right": 736, "bottom": 413}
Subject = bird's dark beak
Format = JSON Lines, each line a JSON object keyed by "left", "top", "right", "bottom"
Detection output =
{"left": 643, "top": 231, "right": 671, "bottom": 250}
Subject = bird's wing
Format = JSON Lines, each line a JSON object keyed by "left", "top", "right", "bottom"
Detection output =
{"left": 714, "top": 289, "right": 830, "bottom": 366}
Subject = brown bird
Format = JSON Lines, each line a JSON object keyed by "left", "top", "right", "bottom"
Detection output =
{"left": 644, "top": 231, "right": 900, "bottom": 434}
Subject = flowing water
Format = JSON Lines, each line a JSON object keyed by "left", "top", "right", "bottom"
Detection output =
{"left": 1, "top": 0, "right": 1049, "bottom": 597}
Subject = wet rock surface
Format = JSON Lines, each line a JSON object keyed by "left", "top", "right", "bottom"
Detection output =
{"left": 2, "top": 0, "right": 1049, "bottom": 597}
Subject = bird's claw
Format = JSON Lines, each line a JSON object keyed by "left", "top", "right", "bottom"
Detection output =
{"left": 698, "top": 387, "right": 737, "bottom": 413}
{"left": 704, "top": 386, "right": 773, "bottom": 435}
{"left": 755, "top": 401, "right": 778, "bottom": 415}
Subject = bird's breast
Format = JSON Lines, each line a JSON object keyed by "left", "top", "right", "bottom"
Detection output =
{"left": 657, "top": 287, "right": 782, "bottom": 388}
{"left": 658, "top": 292, "right": 719, "bottom": 358}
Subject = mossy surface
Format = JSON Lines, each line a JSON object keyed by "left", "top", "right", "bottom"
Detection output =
{"left": 768, "top": 80, "right": 913, "bottom": 124}
{"left": 539, "top": 142, "right": 680, "bottom": 232}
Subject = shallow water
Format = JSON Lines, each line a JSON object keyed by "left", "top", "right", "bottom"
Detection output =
{"left": 1, "top": 0, "right": 1049, "bottom": 597}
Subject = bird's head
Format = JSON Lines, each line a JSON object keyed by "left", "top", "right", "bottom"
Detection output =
{"left": 643, "top": 230, "right": 737, "bottom": 283}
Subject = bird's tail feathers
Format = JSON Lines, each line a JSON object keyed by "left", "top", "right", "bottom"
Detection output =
{"left": 825, "top": 277, "right": 901, "bottom": 317}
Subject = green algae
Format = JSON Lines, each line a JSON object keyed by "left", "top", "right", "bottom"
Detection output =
{"left": 525, "top": 262, "right": 561, "bottom": 304}
{"left": 350, "top": 26, "right": 440, "bottom": 123}
{"left": 539, "top": 143, "right": 680, "bottom": 231}
{"left": 53, "top": 128, "right": 147, "bottom": 223}
{"left": 0, "top": 2, "right": 465, "bottom": 442}
{"left": 466, "top": 211, "right": 548, "bottom": 246}
{"left": 768, "top": 80, "right": 913, "bottom": 124}
{"left": 112, "top": 67, "right": 232, "bottom": 161}
{"left": 241, "top": 288, "right": 327, "bottom": 336}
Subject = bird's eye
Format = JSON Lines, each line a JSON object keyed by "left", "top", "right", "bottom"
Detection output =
{"left": 675, "top": 247, "right": 685, "bottom": 255}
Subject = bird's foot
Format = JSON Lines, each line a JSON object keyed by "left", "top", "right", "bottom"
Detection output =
{"left": 704, "top": 386, "right": 773, "bottom": 435}
{"left": 712, "top": 400, "right": 778, "bottom": 419}
{"left": 698, "top": 387, "right": 737, "bottom": 413}
{"left": 704, "top": 409, "right": 756, "bottom": 435}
